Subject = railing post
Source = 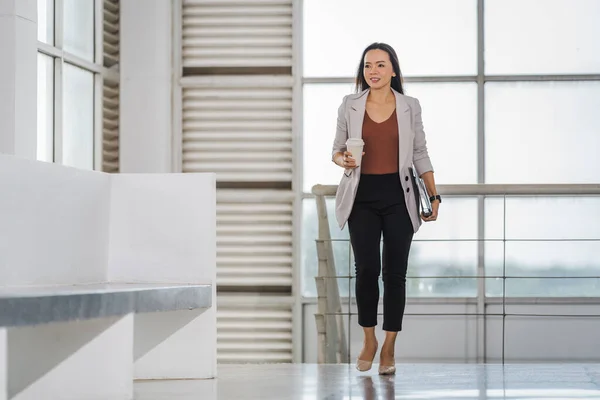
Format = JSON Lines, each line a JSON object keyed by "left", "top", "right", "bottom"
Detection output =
{"left": 313, "top": 185, "right": 348, "bottom": 363}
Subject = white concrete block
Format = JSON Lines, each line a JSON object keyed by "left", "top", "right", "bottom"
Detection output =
{"left": 108, "top": 172, "right": 217, "bottom": 379}
{"left": 7, "top": 315, "right": 133, "bottom": 400}
{"left": 134, "top": 309, "right": 216, "bottom": 379}
{"left": 108, "top": 173, "right": 216, "bottom": 284}
{"left": 0, "top": 328, "right": 6, "bottom": 400}
{"left": 0, "top": 155, "right": 217, "bottom": 386}
{"left": 0, "top": 155, "right": 110, "bottom": 286}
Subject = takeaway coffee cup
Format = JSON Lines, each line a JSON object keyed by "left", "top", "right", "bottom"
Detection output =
{"left": 345, "top": 138, "right": 364, "bottom": 167}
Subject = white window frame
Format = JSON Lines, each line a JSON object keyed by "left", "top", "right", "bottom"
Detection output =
{"left": 37, "top": 0, "right": 116, "bottom": 171}
{"left": 299, "top": 0, "right": 600, "bottom": 298}
{"left": 299, "top": 0, "right": 600, "bottom": 364}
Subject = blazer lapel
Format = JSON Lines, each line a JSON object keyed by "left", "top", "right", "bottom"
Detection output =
{"left": 348, "top": 90, "right": 368, "bottom": 139}
{"left": 394, "top": 90, "right": 413, "bottom": 169}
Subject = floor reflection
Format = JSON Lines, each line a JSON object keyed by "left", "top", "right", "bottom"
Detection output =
{"left": 135, "top": 363, "right": 600, "bottom": 400}
{"left": 353, "top": 375, "right": 396, "bottom": 400}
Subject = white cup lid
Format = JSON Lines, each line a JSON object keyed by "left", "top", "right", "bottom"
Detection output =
{"left": 346, "top": 138, "right": 364, "bottom": 146}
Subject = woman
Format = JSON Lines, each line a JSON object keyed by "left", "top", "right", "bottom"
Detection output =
{"left": 331, "top": 42, "right": 441, "bottom": 375}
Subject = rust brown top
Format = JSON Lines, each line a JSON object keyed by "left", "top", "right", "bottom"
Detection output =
{"left": 360, "top": 109, "right": 399, "bottom": 174}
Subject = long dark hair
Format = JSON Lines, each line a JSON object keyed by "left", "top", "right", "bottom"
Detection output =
{"left": 355, "top": 42, "right": 404, "bottom": 94}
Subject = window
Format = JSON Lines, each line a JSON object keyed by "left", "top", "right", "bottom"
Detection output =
{"left": 303, "top": 82, "right": 478, "bottom": 192}
{"left": 485, "top": 81, "right": 600, "bottom": 184}
{"left": 301, "top": 197, "right": 480, "bottom": 298}
{"left": 36, "top": 0, "right": 117, "bottom": 170}
{"left": 485, "top": 0, "right": 600, "bottom": 75}
{"left": 302, "top": 0, "right": 477, "bottom": 77}
{"left": 63, "top": 64, "right": 95, "bottom": 169}
{"left": 63, "top": 0, "right": 95, "bottom": 62}
{"left": 37, "top": 0, "right": 54, "bottom": 44}
{"left": 301, "top": 0, "right": 600, "bottom": 298}
{"left": 485, "top": 196, "right": 600, "bottom": 297}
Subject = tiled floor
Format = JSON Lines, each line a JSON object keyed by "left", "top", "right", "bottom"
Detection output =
{"left": 135, "top": 363, "right": 600, "bottom": 399}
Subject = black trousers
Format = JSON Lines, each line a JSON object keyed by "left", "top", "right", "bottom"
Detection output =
{"left": 348, "top": 173, "right": 414, "bottom": 332}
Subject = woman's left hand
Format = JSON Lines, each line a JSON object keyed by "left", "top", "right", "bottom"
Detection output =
{"left": 421, "top": 200, "right": 440, "bottom": 222}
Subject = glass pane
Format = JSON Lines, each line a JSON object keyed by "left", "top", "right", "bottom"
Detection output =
{"left": 415, "top": 197, "right": 479, "bottom": 241}
{"left": 485, "top": 0, "right": 600, "bottom": 74}
{"left": 37, "top": 0, "right": 54, "bottom": 44}
{"left": 485, "top": 196, "right": 600, "bottom": 297}
{"left": 404, "top": 83, "right": 477, "bottom": 184}
{"left": 63, "top": 0, "right": 95, "bottom": 61}
{"left": 63, "top": 63, "right": 94, "bottom": 169}
{"left": 485, "top": 196, "right": 600, "bottom": 240}
{"left": 302, "top": 197, "right": 351, "bottom": 297}
{"left": 484, "top": 196, "right": 505, "bottom": 241}
{"left": 302, "top": 197, "right": 479, "bottom": 297}
{"left": 37, "top": 53, "right": 54, "bottom": 162}
{"left": 303, "top": 83, "right": 477, "bottom": 192}
{"left": 410, "top": 197, "right": 479, "bottom": 297}
{"left": 485, "top": 82, "right": 600, "bottom": 184}
{"left": 486, "top": 277, "right": 600, "bottom": 297}
{"left": 487, "top": 241, "right": 600, "bottom": 275}
{"left": 302, "top": 83, "right": 354, "bottom": 193}
{"left": 303, "top": 0, "right": 477, "bottom": 77}
{"left": 408, "top": 244, "right": 478, "bottom": 297}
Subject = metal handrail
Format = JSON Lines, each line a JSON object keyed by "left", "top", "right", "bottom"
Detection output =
{"left": 312, "top": 183, "right": 600, "bottom": 196}
{"left": 311, "top": 183, "right": 600, "bottom": 364}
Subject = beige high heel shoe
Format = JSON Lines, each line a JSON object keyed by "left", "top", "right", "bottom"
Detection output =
{"left": 356, "top": 358, "right": 374, "bottom": 372}
{"left": 378, "top": 358, "right": 396, "bottom": 375}
{"left": 356, "top": 341, "right": 378, "bottom": 372}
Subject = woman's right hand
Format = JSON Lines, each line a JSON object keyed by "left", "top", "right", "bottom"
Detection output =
{"left": 340, "top": 151, "right": 365, "bottom": 169}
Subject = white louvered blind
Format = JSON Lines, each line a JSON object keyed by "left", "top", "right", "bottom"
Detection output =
{"left": 217, "top": 295, "right": 293, "bottom": 363}
{"left": 180, "top": 0, "right": 296, "bottom": 364}
{"left": 103, "top": 0, "right": 119, "bottom": 68}
{"left": 102, "top": 80, "right": 119, "bottom": 173}
{"left": 217, "top": 190, "right": 293, "bottom": 288}
{"left": 182, "top": 76, "right": 293, "bottom": 182}
{"left": 102, "top": 0, "right": 119, "bottom": 173}
{"left": 182, "top": 0, "right": 293, "bottom": 68}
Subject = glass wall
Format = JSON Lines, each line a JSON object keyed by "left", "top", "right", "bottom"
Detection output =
{"left": 301, "top": 0, "right": 600, "bottom": 299}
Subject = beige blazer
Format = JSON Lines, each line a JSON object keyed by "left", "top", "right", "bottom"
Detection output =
{"left": 332, "top": 88, "right": 434, "bottom": 232}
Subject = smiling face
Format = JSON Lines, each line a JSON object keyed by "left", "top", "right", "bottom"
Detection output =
{"left": 363, "top": 49, "right": 396, "bottom": 90}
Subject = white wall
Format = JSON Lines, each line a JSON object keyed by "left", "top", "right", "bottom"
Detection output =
{"left": 486, "top": 303, "right": 600, "bottom": 362}
{"left": 303, "top": 300, "right": 600, "bottom": 363}
{"left": 119, "top": 0, "right": 173, "bottom": 173}
{"left": 0, "top": 0, "right": 37, "bottom": 160}
{"left": 108, "top": 173, "right": 215, "bottom": 284}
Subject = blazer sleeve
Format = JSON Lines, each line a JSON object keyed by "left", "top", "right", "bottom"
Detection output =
{"left": 331, "top": 95, "right": 349, "bottom": 161}
{"left": 412, "top": 98, "right": 434, "bottom": 176}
